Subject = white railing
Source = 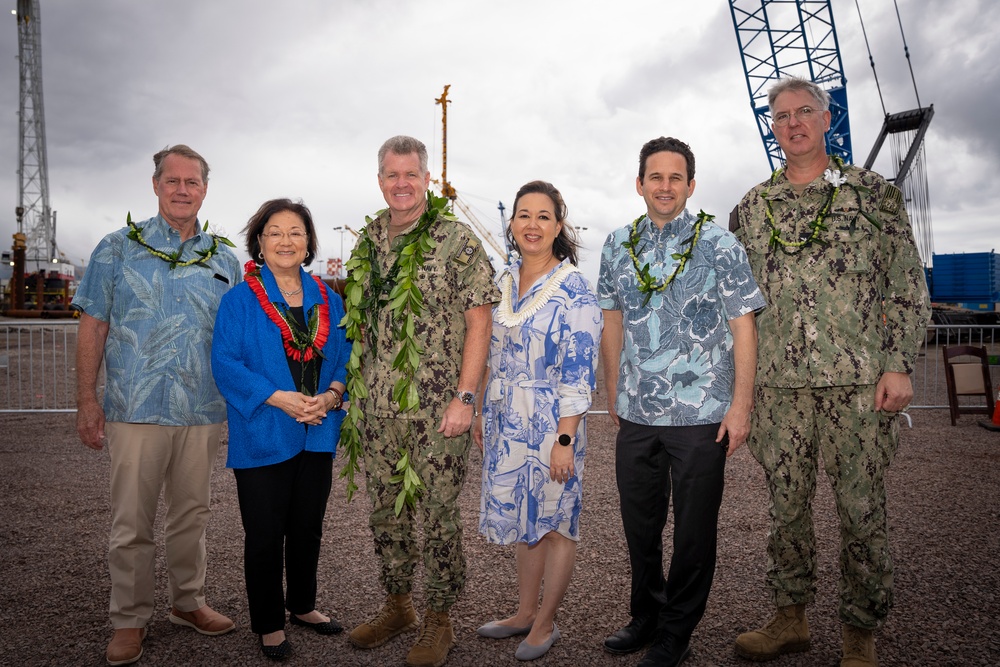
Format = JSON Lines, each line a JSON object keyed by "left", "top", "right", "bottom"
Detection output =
{"left": 1, "top": 321, "right": 997, "bottom": 413}
{"left": 1, "top": 320, "right": 78, "bottom": 413}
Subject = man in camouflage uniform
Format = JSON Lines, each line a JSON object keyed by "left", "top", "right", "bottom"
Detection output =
{"left": 730, "top": 78, "right": 930, "bottom": 667}
{"left": 347, "top": 135, "right": 499, "bottom": 667}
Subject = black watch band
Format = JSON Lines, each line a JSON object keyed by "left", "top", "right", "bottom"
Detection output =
{"left": 558, "top": 433, "right": 572, "bottom": 447}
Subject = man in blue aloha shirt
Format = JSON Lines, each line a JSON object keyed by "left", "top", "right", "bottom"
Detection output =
{"left": 72, "top": 145, "right": 241, "bottom": 666}
{"left": 598, "top": 137, "right": 766, "bottom": 667}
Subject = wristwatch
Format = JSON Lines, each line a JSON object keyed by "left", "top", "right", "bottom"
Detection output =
{"left": 456, "top": 390, "right": 476, "bottom": 406}
{"left": 558, "top": 433, "right": 573, "bottom": 447}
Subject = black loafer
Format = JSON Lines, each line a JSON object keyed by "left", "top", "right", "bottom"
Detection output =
{"left": 290, "top": 614, "right": 343, "bottom": 635}
{"left": 604, "top": 616, "right": 657, "bottom": 655}
{"left": 259, "top": 637, "right": 292, "bottom": 661}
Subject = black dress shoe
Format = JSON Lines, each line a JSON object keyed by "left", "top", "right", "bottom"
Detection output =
{"left": 604, "top": 616, "right": 657, "bottom": 654}
{"left": 637, "top": 634, "right": 690, "bottom": 667}
{"left": 290, "top": 614, "right": 343, "bottom": 635}
{"left": 259, "top": 636, "right": 292, "bottom": 661}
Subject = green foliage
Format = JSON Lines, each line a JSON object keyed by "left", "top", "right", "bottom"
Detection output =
{"left": 338, "top": 191, "right": 454, "bottom": 513}
{"left": 125, "top": 212, "right": 233, "bottom": 268}
{"left": 622, "top": 210, "right": 713, "bottom": 306}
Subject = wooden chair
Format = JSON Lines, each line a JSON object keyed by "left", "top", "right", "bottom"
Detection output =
{"left": 942, "top": 345, "right": 995, "bottom": 426}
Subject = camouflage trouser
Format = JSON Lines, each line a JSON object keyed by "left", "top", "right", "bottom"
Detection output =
{"left": 362, "top": 415, "right": 470, "bottom": 612}
{"left": 747, "top": 384, "right": 899, "bottom": 629}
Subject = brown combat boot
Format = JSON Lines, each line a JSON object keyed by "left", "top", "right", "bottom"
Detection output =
{"left": 734, "top": 604, "right": 810, "bottom": 661}
{"left": 841, "top": 624, "right": 878, "bottom": 667}
{"left": 405, "top": 610, "right": 455, "bottom": 667}
{"left": 348, "top": 593, "right": 420, "bottom": 649}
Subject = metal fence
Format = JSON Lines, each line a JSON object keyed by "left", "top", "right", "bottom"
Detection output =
{"left": 1, "top": 320, "right": 78, "bottom": 412}
{"left": 0, "top": 321, "right": 997, "bottom": 413}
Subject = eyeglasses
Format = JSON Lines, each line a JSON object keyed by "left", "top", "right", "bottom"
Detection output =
{"left": 260, "top": 231, "right": 308, "bottom": 242}
{"left": 772, "top": 106, "right": 817, "bottom": 127}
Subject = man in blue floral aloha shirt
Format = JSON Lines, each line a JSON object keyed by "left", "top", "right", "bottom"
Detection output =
{"left": 598, "top": 136, "right": 765, "bottom": 667}
{"left": 73, "top": 145, "right": 241, "bottom": 666}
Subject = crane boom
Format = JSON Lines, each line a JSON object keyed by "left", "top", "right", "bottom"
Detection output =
{"left": 730, "top": 0, "right": 852, "bottom": 169}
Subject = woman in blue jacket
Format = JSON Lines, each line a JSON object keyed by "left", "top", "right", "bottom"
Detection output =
{"left": 212, "top": 199, "right": 350, "bottom": 661}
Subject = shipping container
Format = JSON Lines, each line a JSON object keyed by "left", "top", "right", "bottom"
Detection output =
{"left": 931, "top": 251, "right": 1000, "bottom": 303}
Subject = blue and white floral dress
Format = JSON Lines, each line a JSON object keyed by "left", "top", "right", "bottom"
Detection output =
{"left": 479, "top": 258, "right": 603, "bottom": 545}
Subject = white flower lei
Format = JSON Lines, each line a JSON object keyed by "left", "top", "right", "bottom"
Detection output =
{"left": 495, "top": 262, "right": 580, "bottom": 327}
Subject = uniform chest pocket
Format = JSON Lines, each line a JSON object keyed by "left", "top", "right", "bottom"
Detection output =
{"left": 827, "top": 216, "right": 875, "bottom": 274}
{"left": 414, "top": 262, "right": 449, "bottom": 309}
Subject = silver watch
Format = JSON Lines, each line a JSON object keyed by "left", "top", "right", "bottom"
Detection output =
{"left": 456, "top": 390, "right": 475, "bottom": 406}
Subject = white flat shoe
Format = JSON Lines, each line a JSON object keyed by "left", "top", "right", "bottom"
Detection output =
{"left": 515, "top": 623, "right": 560, "bottom": 661}
{"left": 477, "top": 620, "right": 533, "bottom": 639}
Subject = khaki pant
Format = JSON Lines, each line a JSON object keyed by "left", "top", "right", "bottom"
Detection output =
{"left": 106, "top": 422, "right": 222, "bottom": 628}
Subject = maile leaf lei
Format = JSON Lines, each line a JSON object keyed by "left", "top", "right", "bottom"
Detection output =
{"left": 623, "top": 210, "right": 712, "bottom": 307}
{"left": 763, "top": 156, "right": 880, "bottom": 253}
{"left": 339, "top": 191, "right": 452, "bottom": 515}
{"left": 126, "top": 212, "right": 235, "bottom": 269}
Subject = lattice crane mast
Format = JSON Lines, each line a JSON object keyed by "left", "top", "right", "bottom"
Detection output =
{"left": 729, "top": 0, "right": 852, "bottom": 170}
{"left": 14, "top": 0, "right": 59, "bottom": 275}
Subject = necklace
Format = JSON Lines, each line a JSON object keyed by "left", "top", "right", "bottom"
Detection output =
{"left": 126, "top": 212, "right": 234, "bottom": 269}
{"left": 762, "top": 156, "right": 880, "bottom": 253}
{"left": 278, "top": 285, "right": 303, "bottom": 297}
{"left": 496, "top": 262, "right": 579, "bottom": 327}
{"left": 339, "top": 190, "right": 452, "bottom": 512}
{"left": 622, "top": 210, "right": 712, "bottom": 306}
{"left": 244, "top": 261, "right": 330, "bottom": 364}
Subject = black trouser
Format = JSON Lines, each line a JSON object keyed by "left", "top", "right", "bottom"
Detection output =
{"left": 615, "top": 419, "right": 726, "bottom": 641}
{"left": 234, "top": 450, "right": 333, "bottom": 634}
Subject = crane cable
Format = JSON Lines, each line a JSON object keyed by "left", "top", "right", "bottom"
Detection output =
{"left": 853, "top": 0, "right": 887, "bottom": 117}
{"left": 893, "top": 0, "right": 923, "bottom": 109}
{"left": 855, "top": 0, "right": 923, "bottom": 112}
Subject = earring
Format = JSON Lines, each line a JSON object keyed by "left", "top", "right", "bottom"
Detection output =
{"left": 258, "top": 251, "right": 264, "bottom": 259}
{"left": 305, "top": 251, "right": 310, "bottom": 259}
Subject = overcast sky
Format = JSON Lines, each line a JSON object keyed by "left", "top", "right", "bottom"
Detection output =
{"left": 1, "top": 0, "right": 996, "bottom": 286}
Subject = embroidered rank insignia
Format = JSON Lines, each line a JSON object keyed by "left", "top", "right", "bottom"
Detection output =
{"left": 453, "top": 239, "right": 479, "bottom": 267}
{"left": 878, "top": 184, "right": 902, "bottom": 215}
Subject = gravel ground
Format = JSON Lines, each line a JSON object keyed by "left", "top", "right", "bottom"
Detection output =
{"left": 1, "top": 406, "right": 998, "bottom": 667}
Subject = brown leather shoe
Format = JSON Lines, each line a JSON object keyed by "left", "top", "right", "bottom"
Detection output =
{"left": 106, "top": 628, "right": 146, "bottom": 666}
{"left": 168, "top": 605, "right": 236, "bottom": 636}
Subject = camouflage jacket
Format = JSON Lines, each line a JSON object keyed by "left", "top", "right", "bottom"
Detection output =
{"left": 358, "top": 210, "right": 500, "bottom": 420}
{"left": 731, "top": 158, "right": 930, "bottom": 388}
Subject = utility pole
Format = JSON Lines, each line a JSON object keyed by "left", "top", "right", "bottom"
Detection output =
{"left": 435, "top": 85, "right": 456, "bottom": 199}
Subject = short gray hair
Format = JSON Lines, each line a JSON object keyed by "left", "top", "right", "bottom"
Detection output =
{"left": 767, "top": 76, "right": 831, "bottom": 112}
{"left": 378, "top": 135, "right": 428, "bottom": 175}
{"left": 153, "top": 144, "right": 210, "bottom": 183}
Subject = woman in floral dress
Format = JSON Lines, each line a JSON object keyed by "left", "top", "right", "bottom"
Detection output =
{"left": 473, "top": 181, "right": 603, "bottom": 661}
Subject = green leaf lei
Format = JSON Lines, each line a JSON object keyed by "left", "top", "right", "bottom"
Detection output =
{"left": 125, "top": 212, "right": 235, "bottom": 269}
{"left": 623, "top": 210, "right": 712, "bottom": 306}
{"left": 763, "top": 156, "right": 880, "bottom": 254}
{"left": 339, "top": 191, "right": 452, "bottom": 515}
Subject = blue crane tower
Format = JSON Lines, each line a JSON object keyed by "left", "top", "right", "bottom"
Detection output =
{"left": 729, "top": 0, "right": 852, "bottom": 170}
